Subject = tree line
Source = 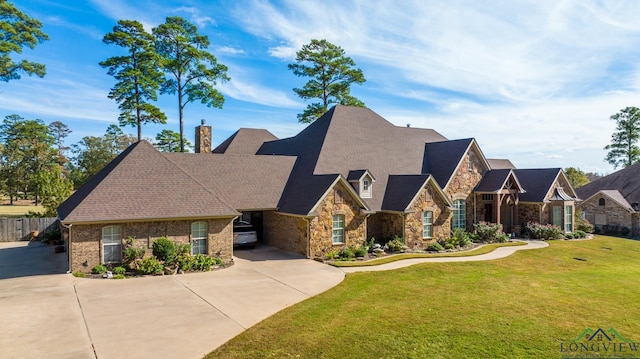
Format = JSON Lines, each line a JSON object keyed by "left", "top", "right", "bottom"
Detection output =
{"left": 0, "top": 2, "right": 367, "bottom": 215}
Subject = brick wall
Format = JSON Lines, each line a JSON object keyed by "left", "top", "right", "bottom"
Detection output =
{"left": 578, "top": 193, "right": 634, "bottom": 232}
{"left": 262, "top": 210, "right": 308, "bottom": 255}
{"left": 69, "top": 218, "right": 233, "bottom": 273}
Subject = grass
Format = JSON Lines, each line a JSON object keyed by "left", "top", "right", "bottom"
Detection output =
{"left": 0, "top": 198, "right": 45, "bottom": 217}
{"left": 206, "top": 236, "right": 640, "bottom": 358}
{"left": 331, "top": 241, "right": 526, "bottom": 267}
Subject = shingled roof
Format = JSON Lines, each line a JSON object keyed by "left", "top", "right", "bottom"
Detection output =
{"left": 488, "top": 158, "right": 516, "bottom": 169}
{"left": 163, "top": 153, "right": 296, "bottom": 211}
{"left": 58, "top": 141, "right": 239, "bottom": 224}
{"left": 258, "top": 105, "right": 451, "bottom": 212}
{"left": 381, "top": 175, "right": 452, "bottom": 212}
{"left": 475, "top": 169, "right": 524, "bottom": 193}
{"left": 212, "top": 128, "right": 278, "bottom": 155}
{"left": 514, "top": 168, "right": 576, "bottom": 203}
{"left": 576, "top": 162, "right": 640, "bottom": 207}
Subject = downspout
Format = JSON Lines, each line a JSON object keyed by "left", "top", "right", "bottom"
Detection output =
{"left": 60, "top": 222, "right": 72, "bottom": 273}
{"left": 473, "top": 193, "right": 477, "bottom": 224}
{"left": 539, "top": 203, "right": 543, "bottom": 224}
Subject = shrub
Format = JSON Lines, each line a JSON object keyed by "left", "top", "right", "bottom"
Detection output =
{"left": 473, "top": 222, "right": 507, "bottom": 243}
{"left": 573, "top": 230, "right": 586, "bottom": 238}
{"left": 123, "top": 237, "right": 145, "bottom": 268}
{"left": 138, "top": 256, "right": 164, "bottom": 275}
{"left": 152, "top": 237, "right": 176, "bottom": 264}
{"left": 621, "top": 226, "right": 631, "bottom": 236}
{"left": 427, "top": 242, "right": 444, "bottom": 252}
{"left": 91, "top": 265, "right": 107, "bottom": 274}
{"left": 72, "top": 271, "right": 86, "bottom": 278}
{"left": 192, "top": 254, "right": 217, "bottom": 271}
{"left": 385, "top": 237, "right": 405, "bottom": 252}
{"left": 564, "top": 233, "right": 574, "bottom": 239}
{"left": 113, "top": 266, "right": 126, "bottom": 275}
{"left": 113, "top": 274, "right": 125, "bottom": 280}
{"left": 42, "top": 227, "right": 61, "bottom": 243}
{"left": 340, "top": 247, "right": 355, "bottom": 259}
{"left": 449, "top": 229, "right": 472, "bottom": 247}
{"left": 444, "top": 242, "right": 455, "bottom": 250}
{"left": 353, "top": 246, "right": 367, "bottom": 257}
{"left": 525, "top": 222, "right": 563, "bottom": 240}
{"left": 576, "top": 218, "right": 594, "bottom": 233}
{"left": 325, "top": 249, "right": 341, "bottom": 260}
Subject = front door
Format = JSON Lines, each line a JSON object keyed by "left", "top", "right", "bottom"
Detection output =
{"left": 484, "top": 203, "right": 493, "bottom": 223}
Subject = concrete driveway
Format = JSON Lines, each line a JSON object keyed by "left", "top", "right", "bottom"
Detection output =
{"left": 0, "top": 242, "right": 345, "bottom": 359}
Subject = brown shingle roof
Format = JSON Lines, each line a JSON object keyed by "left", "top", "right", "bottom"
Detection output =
{"left": 514, "top": 168, "right": 577, "bottom": 203}
{"left": 258, "top": 105, "right": 450, "bottom": 212}
{"left": 57, "top": 141, "right": 239, "bottom": 223}
{"left": 212, "top": 128, "right": 278, "bottom": 154}
{"left": 488, "top": 158, "right": 516, "bottom": 169}
{"left": 164, "top": 153, "right": 296, "bottom": 211}
{"left": 576, "top": 162, "right": 640, "bottom": 207}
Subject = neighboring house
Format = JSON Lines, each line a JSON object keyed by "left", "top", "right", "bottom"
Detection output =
{"left": 58, "top": 105, "right": 579, "bottom": 272}
{"left": 576, "top": 163, "right": 640, "bottom": 235}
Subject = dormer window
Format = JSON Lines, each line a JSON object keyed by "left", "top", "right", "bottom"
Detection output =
{"left": 347, "top": 169, "right": 375, "bottom": 199}
{"left": 361, "top": 177, "right": 372, "bottom": 198}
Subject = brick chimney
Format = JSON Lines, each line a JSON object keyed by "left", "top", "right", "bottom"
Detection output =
{"left": 195, "top": 119, "right": 212, "bottom": 153}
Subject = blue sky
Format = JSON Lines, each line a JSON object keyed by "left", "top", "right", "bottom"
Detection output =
{"left": 7, "top": 0, "right": 640, "bottom": 174}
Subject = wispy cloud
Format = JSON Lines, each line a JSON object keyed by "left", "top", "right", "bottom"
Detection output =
{"left": 174, "top": 7, "right": 216, "bottom": 28}
{"left": 218, "top": 71, "right": 300, "bottom": 108}
{"left": 216, "top": 46, "right": 246, "bottom": 55}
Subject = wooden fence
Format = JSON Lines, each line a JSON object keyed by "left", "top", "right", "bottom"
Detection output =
{"left": 0, "top": 217, "right": 59, "bottom": 242}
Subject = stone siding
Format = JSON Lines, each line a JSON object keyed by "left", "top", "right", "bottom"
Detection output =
{"left": 404, "top": 185, "right": 451, "bottom": 249}
{"left": 367, "top": 213, "right": 403, "bottom": 242}
{"left": 578, "top": 193, "right": 634, "bottom": 233}
{"left": 445, "top": 147, "right": 487, "bottom": 230}
{"left": 69, "top": 218, "right": 233, "bottom": 273}
{"left": 262, "top": 210, "right": 308, "bottom": 255}
{"left": 309, "top": 182, "right": 367, "bottom": 260}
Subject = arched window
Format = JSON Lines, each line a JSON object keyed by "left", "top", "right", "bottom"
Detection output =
{"left": 191, "top": 222, "right": 208, "bottom": 255}
{"left": 102, "top": 226, "right": 122, "bottom": 263}
{"left": 452, "top": 200, "right": 466, "bottom": 230}
{"left": 598, "top": 198, "right": 605, "bottom": 206}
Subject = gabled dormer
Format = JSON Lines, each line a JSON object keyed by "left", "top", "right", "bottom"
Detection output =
{"left": 347, "top": 170, "right": 376, "bottom": 198}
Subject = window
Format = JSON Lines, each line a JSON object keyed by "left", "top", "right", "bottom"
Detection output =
{"left": 452, "top": 199, "right": 466, "bottom": 230}
{"left": 599, "top": 198, "right": 605, "bottom": 206}
{"left": 565, "top": 206, "right": 573, "bottom": 232}
{"left": 102, "top": 226, "right": 122, "bottom": 263}
{"left": 191, "top": 222, "right": 208, "bottom": 255}
{"left": 553, "top": 206, "right": 562, "bottom": 227}
{"left": 361, "top": 177, "right": 372, "bottom": 198}
{"left": 481, "top": 194, "right": 495, "bottom": 201}
{"left": 332, "top": 214, "right": 345, "bottom": 244}
{"left": 423, "top": 211, "right": 433, "bottom": 238}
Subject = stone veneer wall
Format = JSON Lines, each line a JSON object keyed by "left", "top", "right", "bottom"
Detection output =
{"left": 262, "top": 210, "right": 308, "bottom": 255}
{"left": 578, "top": 193, "right": 634, "bottom": 232}
{"left": 308, "top": 182, "right": 367, "bottom": 260}
{"left": 69, "top": 218, "right": 233, "bottom": 272}
{"left": 368, "top": 213, "right": 403, "bottom": 242}
{"left": 519, "top": 203, "right": 542, "bottom": 226}
{"left": 404, "top": 185, "right": 451, "bottom": 249}
{"left": 445, "top": 147, "right": 486, "bottom": 230}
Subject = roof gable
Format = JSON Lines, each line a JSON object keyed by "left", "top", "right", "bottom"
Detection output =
{"left": 58, "top": 141, "right": 239, "bottom": 223}
{"left": 213, "top": 128, "right": 278, "bottom": 155}
{"left": 475, "top": 169, "right": 525, "bottom": 193}
{"left": 514, "top": 168, "right": 577, "bottom": 203}
{"left": 582, "top": 190, "right": 635, "bottom": 212}
{"left": 423, "top": 138, "right": 490, "bottom": 189}
{"left": 382, "top": 175, "right": 452, "bottom": 212}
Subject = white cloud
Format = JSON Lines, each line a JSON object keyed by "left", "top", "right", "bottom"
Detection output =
{"left": 216, "top": 46, "right": 246, "bottom": 55}
{"left": 218, "top": 76, "right": 300, "bottom": 108}
{"left": 175, "top": 7, "right": 216, "bottom": 28}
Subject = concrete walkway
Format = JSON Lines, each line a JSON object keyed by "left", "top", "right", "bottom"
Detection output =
{"left": 0, "top": 240, "right": 547, "bottom": 359}
{"left": 339, "top": 240, "right": 549, "bottom": 273}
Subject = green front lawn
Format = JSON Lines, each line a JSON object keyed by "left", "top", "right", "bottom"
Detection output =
{"left": 207, "top": 236, "right": 640, "bottom": 358}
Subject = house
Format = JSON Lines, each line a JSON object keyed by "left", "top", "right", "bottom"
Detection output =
{"left": 58, "top": 105, "right": 579, "bottom": 272}
{"left": 576, "top": 163, "right": 640, "bottom": 235}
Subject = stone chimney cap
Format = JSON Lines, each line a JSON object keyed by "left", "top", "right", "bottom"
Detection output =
{"left": 201, "top": 119, "right": 206, "bottom": 125}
